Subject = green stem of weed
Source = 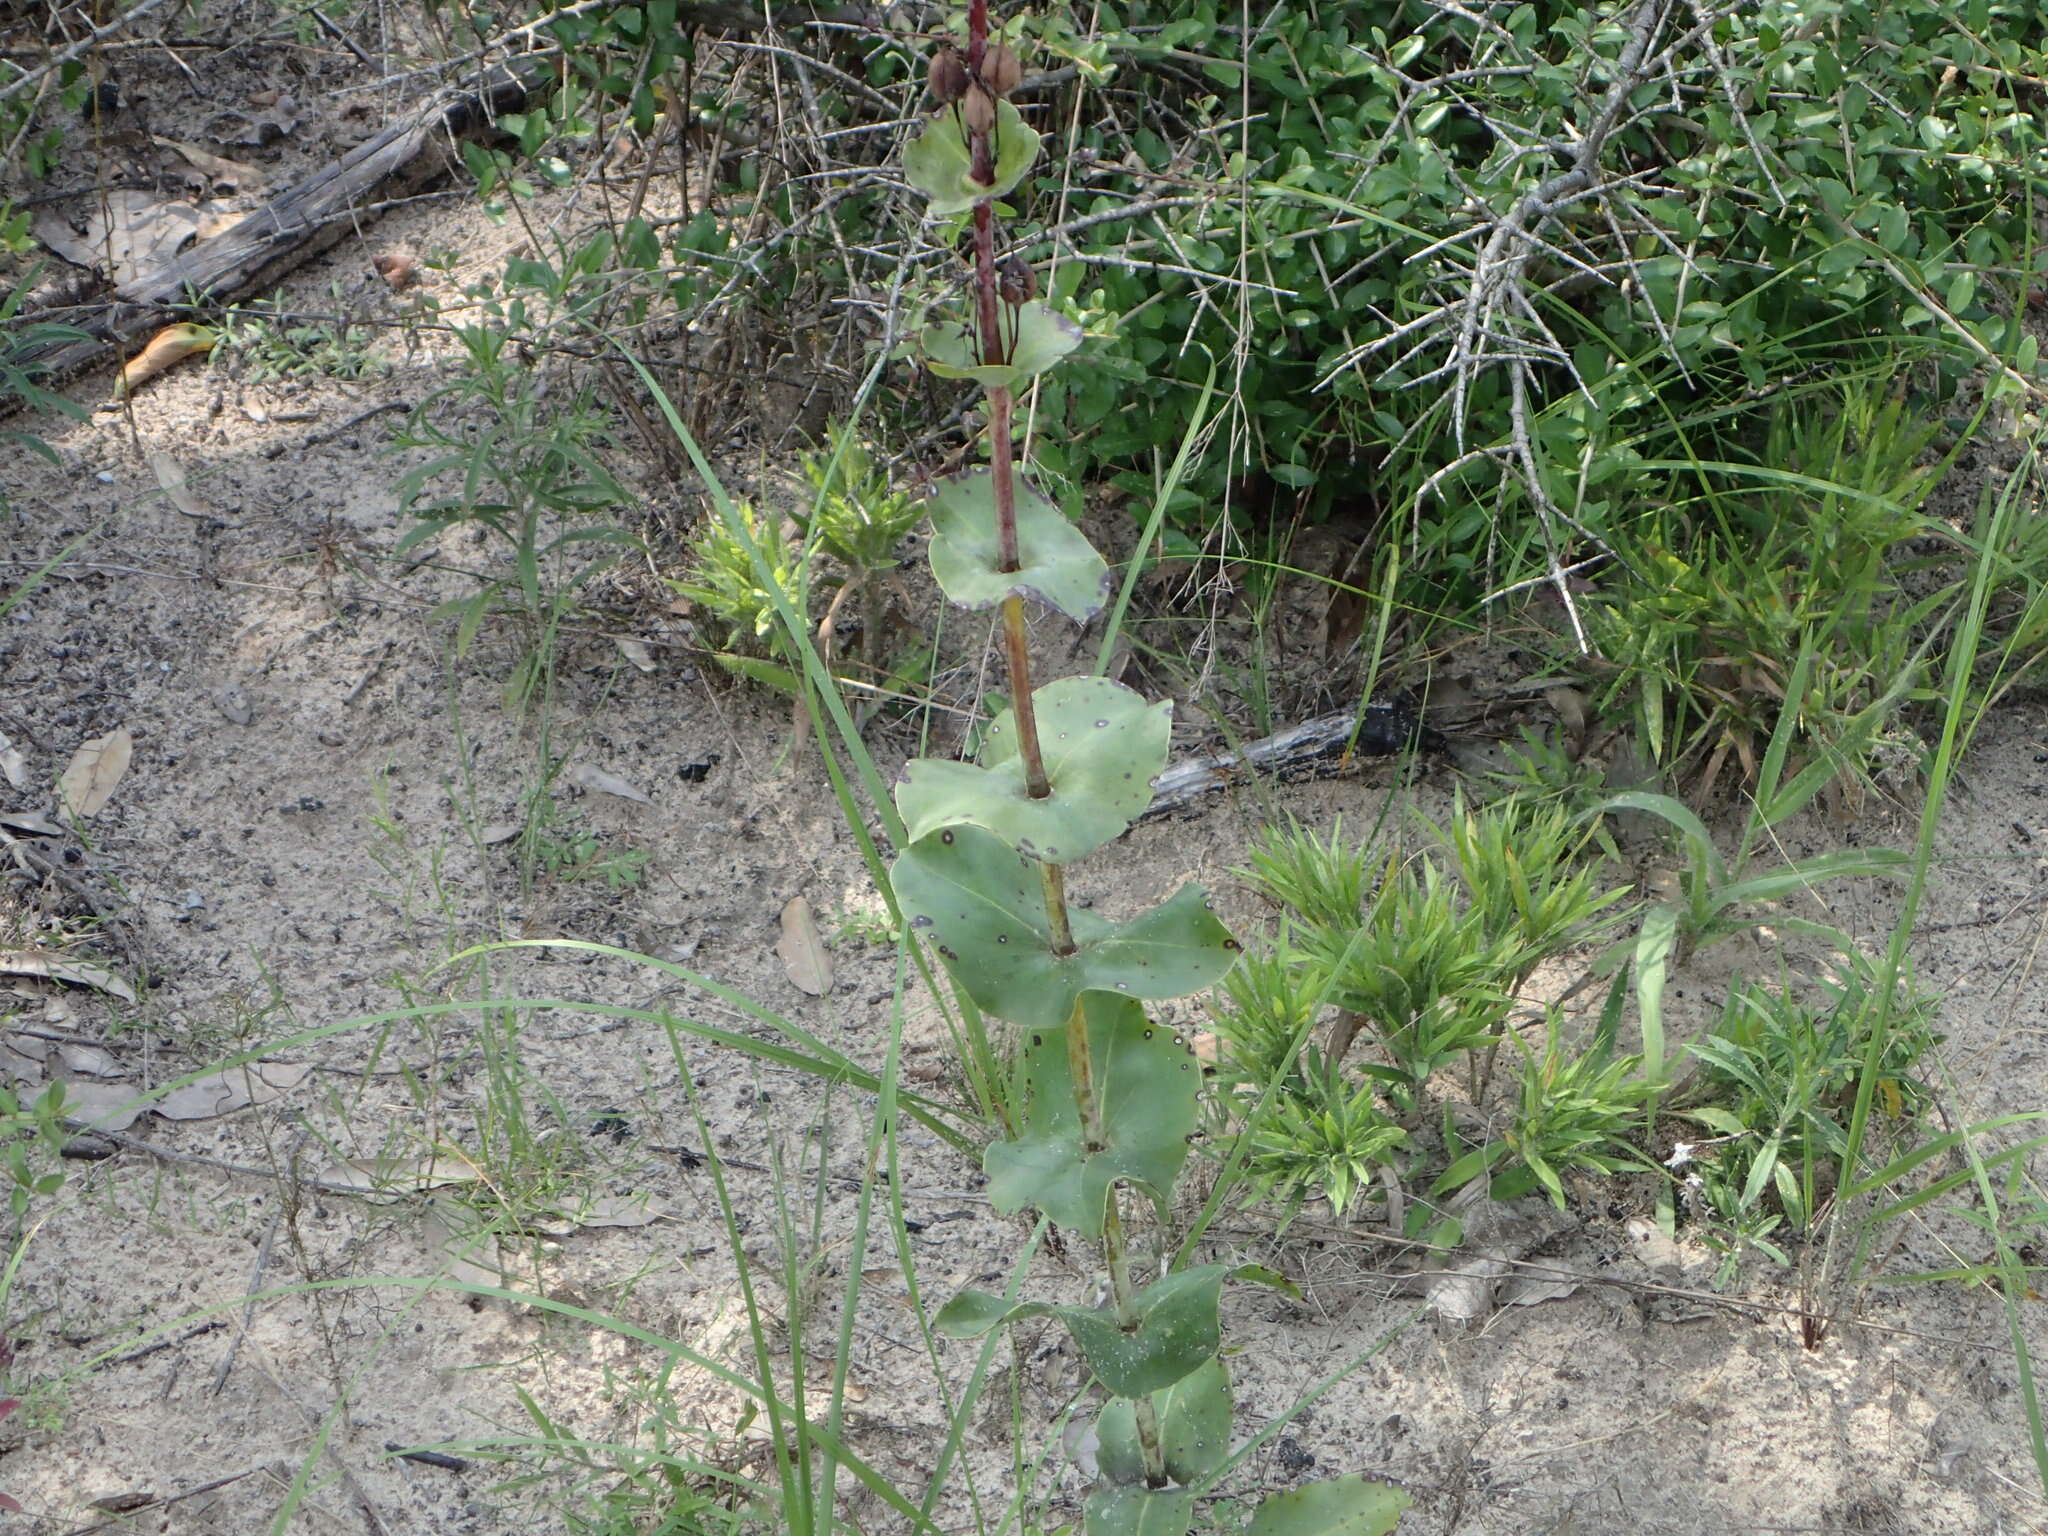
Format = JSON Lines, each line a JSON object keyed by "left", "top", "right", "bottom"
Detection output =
{"left": 1063, "top": 994, "right": 1168, "bottom": 1485}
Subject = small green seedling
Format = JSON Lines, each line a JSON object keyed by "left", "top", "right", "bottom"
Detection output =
{"left": 891, "top": 10, "right": 1406, "bottom": 1531}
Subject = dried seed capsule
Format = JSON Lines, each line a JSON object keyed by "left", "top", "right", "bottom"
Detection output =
{"left": 960, "top": 82, "right": 997, "bottom": 135}
{"left": 928, "top": 47, "right": 969, "bottom": 106}
{"left": 998, "top": 257, "right": 1037, "bottom": 306}
{"left": 980, "top": 44, "right": 1023, "bottom": 98}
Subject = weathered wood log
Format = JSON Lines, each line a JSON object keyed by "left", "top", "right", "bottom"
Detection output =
{"left": 4, "top": 57, "right": 548, "bottom": 396}
{"left": 1140, "top": 699, "right": 1440, "bottom": 820}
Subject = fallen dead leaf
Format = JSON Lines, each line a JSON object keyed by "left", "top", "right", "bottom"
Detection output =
{"left": 313, "top": 1152, "right": 484, "bottom": 1196}
{"left": 147, "top": 450, "right": 208, "bottom": 518}
{"left": 213, "top": 685, "right": 253, "bottom": 725}
{"left": 0, "top": 730, "right": 24, "bottom": 791}
{"left": 423, "top": 1199, "right": 502, "bottom": 1289}
{"left": 566, "top": 762, "right": 652, "bottom": 805}
{"left": 1500, "top": 1272, "right": 1580, "bottom": 1307}
{"left": 777, "top": 895, "right": 833, "bottom": 996}
{"left": 55, "top": 1040, "right": 123, "bottom": 1078}
{"left": 0, "top": 950, "right": 136, "bottom": 1003}
{"left": 612, "top": 635, "right": 655, "bottom": 672}
{"left": 59, "top": 1061, "right": 311, "bottom": 1132}
{"left": 0, "top": 811, "right": 63, "bottom": 837}
{"left": 34, "top": 191, "right": 199, "bottom": 281}
{"left": 478, "top": 821, "right": 522, "bottom": 846}
{"left": 152, "top": 136, "right": 266, "bottom": 192}
{"left": 117, "top": 324, "right": 217, "bottom": 397}
{"left": 58, "top": 727, "right": 132, "bottom": 819}
{"left": 155, "top": 1061, "right": 312, "bottom": 1119}
{"left": 532, "top": 1192, "right": 668, "bottom": 1234}
{"left": 372, "top": 251, "right": 417, "bottom": 291}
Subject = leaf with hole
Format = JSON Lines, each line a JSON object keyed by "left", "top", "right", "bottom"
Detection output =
{"left": 1085, "top": 1485, "right": 1199, "bottom": 1536}
{"left": 901, "top": 98, "right": 1040, "bottom": 215}
{"left": 891, "top": 825, "right": 1240, "bottom": 1032}
{"left": 898, "top": 677, "right": 1168, "bottom": 861}
{"left": 922, "top": 301, "right": 1084, "bottom": 391}
{"left": 936, "top": 1263, "right": 1229, "bottom": 1398}
{"left": 1097, "top": 1357, "right": 1232, "bottom": 1487}
{"left": 927, "top": 468, "right": 1111, "bottom": 623}
{"left": 1247, "top": 1477, "right": 1411, "bottom": 1536}
{"left": 985, "top": 993, "right": 1198, "bottom": 1231}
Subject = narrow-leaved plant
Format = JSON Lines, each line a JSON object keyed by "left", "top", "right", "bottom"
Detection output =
{"left": 898, "top": 9, "right": 1408, "bottom": 1531}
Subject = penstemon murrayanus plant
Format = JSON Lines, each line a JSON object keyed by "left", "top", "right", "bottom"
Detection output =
{"left": 901, "top": 9, "right": 1408, "bottom": 1532}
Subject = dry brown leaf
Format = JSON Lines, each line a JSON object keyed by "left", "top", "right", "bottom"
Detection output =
{"left": 314, "top": 1152, "right": 484, "bottom": 1196}
{"left": 147, "top": 450, "right": 208, "bottom": 518}
{"left": 777, "top": 895, "right": 833, "bottom": 996}
{"left": 0, "top": 811, "right": 63, "bottom": 837}
{"left": 566, "top": 762, "right": 652, "bottom": 804}
{"left": 58, "top": 727, "right": 132, "bottom": 819}
{"left": 538, "top": 1193, "right": 667, "bottom": 1232}
{"left": 0, "top": 948, "right": 136, "bottom": 1002}
{"left": 117, "top": 324, "right": 217, "bottom": 397}
{"left": 579, "top": 1193, "right": 665, "bottom": 1227}
{"left": 151, "top": 136, "right": 266, "bottom": 192}
{"left": 34, "top": 191, "right": 199, "bottom": 281}
{"left": 612, "top": 636, "right": 655, "bottom": 672}
{"left": 59, "top": 1066, "right": 307, "bottom": 1133}
{"left": 0, "top": 730, "right": 25, "bottom": 791}
{"left": 372, "top": 251, "right": 418, "bottom": 291}
{"left": 54, "top": 1080, "right": 144, "bottom": 1130}
{"left": 55, "top": 1041, "right": 123, "bottom": 1078}
{"left": 155, "top": 1061, "right": 312, "bottom": 1120}
{"left": 423, "top": 1199, "right": 503, "bottom": 1289}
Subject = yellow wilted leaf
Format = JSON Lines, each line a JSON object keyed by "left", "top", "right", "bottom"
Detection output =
{"left": 116, "top": 323, "right": 216, "bottom": 397}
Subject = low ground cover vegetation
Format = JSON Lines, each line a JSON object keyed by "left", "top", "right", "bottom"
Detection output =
{"left": 2, "top": 0, "right": 2047, "bottom": 1531}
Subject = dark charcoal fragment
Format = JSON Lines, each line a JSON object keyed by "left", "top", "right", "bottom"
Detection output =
{"left": 1350, "top": 692, "right": 1447, "bottom": 756}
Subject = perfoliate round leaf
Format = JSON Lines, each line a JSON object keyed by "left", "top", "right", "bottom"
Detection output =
{"left": 922, "top": 301, "right": 1085, "bottom": 389}
{"left": 890, "top": 825, "right": 1241, "bottom": 1032}
{"left": 1247, "top": 1478, "right": 1412, "bottom": 1536}
{"left": 897, "top": 677, "right": 1169, "bottom": 861}
{"left": 933, "top": 1265, "right": 1229, "bottom": 1401}
{"left": 901, "top": 99, "right": 1039, "bottom": 216}
{"left": 985, "top": 993, "right": 1198, "bottom": 1232}
{"left": 1085, "top": 1485, "right": 1198, "bottom": 1536}
{"left": 933, "top": 1287, "right": 1022, "bottom": 1339}
{"left": 927, "top": 467, "right": 1111, "bottom": 623}
{"left": 1061, "top": 1264, "right": 1229, "bottom": 1399}
{"left": 1097, "top": 1358, "right": 1233, "bottom": 1488}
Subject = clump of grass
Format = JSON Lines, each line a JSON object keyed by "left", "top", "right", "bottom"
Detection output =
{"left": 1579, "top": 377, "right": 1950, "bottom": 803}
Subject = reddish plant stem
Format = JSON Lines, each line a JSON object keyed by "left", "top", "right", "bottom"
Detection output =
{"left": 960, "top": 3, "right": 1156, "bottom": 1482}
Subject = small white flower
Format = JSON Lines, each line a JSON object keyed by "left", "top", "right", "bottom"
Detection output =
{"left": 1665, "top": 1142, "right": 1696, "bottom": 1170}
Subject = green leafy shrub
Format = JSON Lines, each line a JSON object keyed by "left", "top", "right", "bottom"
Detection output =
{"left": 1026, "top": 0, "right": 2046, "bottom": 590}
{"left": 392, "top": 293, "right": 634, "bottom": 710}
{"left": 1675, "top": 963, "right": 1939, "bottom": 1279}
{"left": 1578, "top": 379, "right": 1951, "bottom": 793}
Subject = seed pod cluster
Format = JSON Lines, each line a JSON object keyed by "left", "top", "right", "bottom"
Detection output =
{"left": 980, "top": 44, "right": 1023, "bottom": 99}
{"left": 998, "top": 256, "right": 1037, "bottom": 306}
{"left": 928, "top": 47, "right": 969, "bottom": 106}
{"left": 961, "top": 83, "right": 997, "bottom": 134}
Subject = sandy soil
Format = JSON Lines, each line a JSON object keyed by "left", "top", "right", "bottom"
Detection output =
{"left": 3, "top": 20, "right": 2048, "bottom": 1536}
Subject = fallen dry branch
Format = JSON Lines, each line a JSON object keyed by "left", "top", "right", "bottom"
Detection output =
{"left": 4, "top": 57, "right": 548, "bottom": 399}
